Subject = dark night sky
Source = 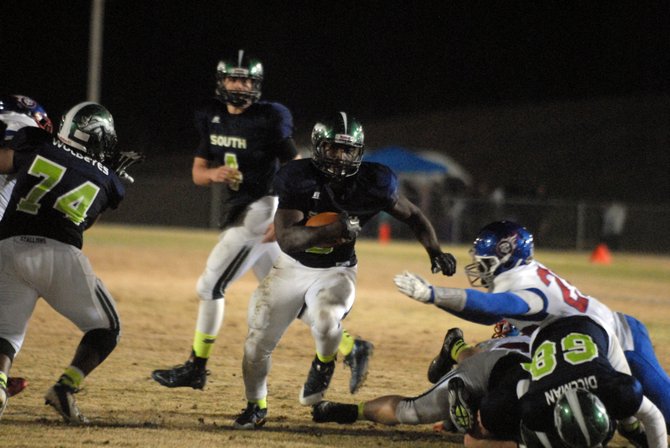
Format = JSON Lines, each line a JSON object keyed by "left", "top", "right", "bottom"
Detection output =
{"left": 3, "top": 1, "right": 669, "bottom": 200}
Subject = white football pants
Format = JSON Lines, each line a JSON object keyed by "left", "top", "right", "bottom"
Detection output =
{"left": 0, "top": 236, "right": 119, "bottom": 355}
{"left": 242, "top": 252, "right": 357, "bottom": 402}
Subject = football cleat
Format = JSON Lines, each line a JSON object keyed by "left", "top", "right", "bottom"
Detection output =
{"left": 427, "top": 328, "right": 464, "bottom": 384}
{"left": 447, "top": 377, "right": 474, "bottom": 433}
{"left": 343, "top": 339, "right": 374, "bottom": 394}
{"left": 44, "top": 383, "right": 90, "bottom": 424}
{"left": 299, "top": 357, "right": 335, "bottom": 406}
{"left": 312, "top": 400, "right": 359, "bottom": 424}
{"left": 151, "top": 360, "right": 209, "bottom": 389}
{"left": 233, "top": 402, "right": 267, "bottom": 430}
{"left": 7, "top": 377, "right": 28, "bottom": 397}
{"left": 0, "top": 385, "right": 7, "bottom": 420}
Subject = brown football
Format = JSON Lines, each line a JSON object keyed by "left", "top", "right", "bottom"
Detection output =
{"left": 305, "top": 212, "right": 340, "bottom": 227}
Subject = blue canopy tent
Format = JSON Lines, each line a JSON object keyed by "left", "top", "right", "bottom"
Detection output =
{"left": 363, "top": 146, "right": 447, "bottom": 180}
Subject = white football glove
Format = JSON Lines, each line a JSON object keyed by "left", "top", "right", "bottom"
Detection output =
{"left": 393, "top": 271, "right": 435, "bottom": 303}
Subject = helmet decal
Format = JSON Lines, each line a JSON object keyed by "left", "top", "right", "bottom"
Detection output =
{"left": 496, "top": 235, "right": 516, "bottom": 259}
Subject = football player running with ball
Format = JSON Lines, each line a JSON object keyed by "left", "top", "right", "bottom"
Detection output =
{"left": 0, "top": 102, "right": 141, "bottom": 423}
{"left": 151, "top": 51, "right": 373, "bottom": 397}
{"left": 234, "top": 111, "right": 457, "bottom": 429}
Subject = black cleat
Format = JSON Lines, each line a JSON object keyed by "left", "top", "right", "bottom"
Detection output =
{"left": 447, "top": 377, "right": 474, "bottom": 434}
{"left": 233, "top": 402, "right": 267, "bottom": 430}
{"left": 151, "top": 360, "right": 209, "bottom": 390}
{"left": 427, "top": 328, "right": 464, "bottom": 384}
{"left": 299, "top": 357, "right": 335, "bottom": 405}
{"left": 344, "top": 339, "right": 374, "bottom": 394}
{"left": 44, "top": 383, "right": 90, "bottom": 424}
{"left": 312, "top": 400, "right": 359, "bottom": 424}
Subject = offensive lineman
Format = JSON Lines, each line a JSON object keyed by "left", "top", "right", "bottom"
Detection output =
{"left": 151, "top": 51, "right": 373, "bottom": 396}
{"left": 0, "top": 102, "right": 140, "bottom": 423}
{"left": 394, "top": 220, "right": 670, "bottom": 437}
{"left": 235, "top": 112, "right": 457, "bottom": 428}
{"left": 0, "top": 94, "right": 54, "bottom": 399}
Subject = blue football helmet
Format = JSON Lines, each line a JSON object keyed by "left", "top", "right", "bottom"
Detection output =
{"left": 0, "top": 94, "right": 53, "bottom": 137}
{"left": 215, "top": 49, "right": 263, "bottom": 107}
{"left": 464, "top": 221, "right": 534, "bottom": 288}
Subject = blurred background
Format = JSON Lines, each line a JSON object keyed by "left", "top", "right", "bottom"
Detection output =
{"left": 3, "top": 1, "right": 669, "bottom": 251}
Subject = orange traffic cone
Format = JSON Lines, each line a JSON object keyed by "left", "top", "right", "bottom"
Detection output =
{"left": 590, "top": 243, "right": 612, "bottom": 264}
{"left": 378, "top": 221, "right": 391, "bottom": 245}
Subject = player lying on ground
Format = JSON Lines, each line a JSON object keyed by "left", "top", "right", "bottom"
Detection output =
{"left": 394, "top": 220, "right": 670, "bottom": 434}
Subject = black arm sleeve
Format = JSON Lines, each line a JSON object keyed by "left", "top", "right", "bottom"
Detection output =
{"left": 276, "top": 137, "right": 298, "bottom": 164}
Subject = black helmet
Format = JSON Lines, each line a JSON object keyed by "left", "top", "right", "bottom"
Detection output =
{"left": 311, "top": 111, "right": 365, "bottom": 178}
{"left": 215, "top": 49, "right": 263, "bottom": 107}
{"left": 553, "top": 389, "right": 611, "bottom": 448}
{"left": 57, "top": 102, "right": 118, "bottom": 163}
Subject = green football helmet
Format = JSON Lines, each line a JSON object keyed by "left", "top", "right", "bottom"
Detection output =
{"left": 57, "top": 102, "right": 118, "bottom": 163}
{"left": 553, "top": 389, "right": 611, "bottom": 448}
{"left": 215, "top": 49, "right": 263, "bottom": 107}
{"left": 311, "top": 111, "right": 365, "bottom": 178}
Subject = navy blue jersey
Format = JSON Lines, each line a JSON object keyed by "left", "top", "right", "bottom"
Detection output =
{"left": 274, "top": 159, "right": 399, "bottom": 268}
{"left": 0, "top": 127, "right": 125, "bottom": 249}
{"left": 193, "top": 99, "right": 294, "bottom": 212}
{"left": 521, "top": 316, "right": 644, "bottom": 433}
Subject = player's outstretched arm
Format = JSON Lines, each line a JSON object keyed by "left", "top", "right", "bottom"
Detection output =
{"left": 394, "top": 272, "right": 531, "bottom": 325}
{"left": 387, "top": 195, "right": 456, "bottom": 276}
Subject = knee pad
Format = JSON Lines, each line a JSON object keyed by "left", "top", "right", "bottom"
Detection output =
{"left": 81, "top": 328, "right": 119, "bottom": 363}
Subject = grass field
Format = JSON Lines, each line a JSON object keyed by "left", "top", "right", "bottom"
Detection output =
{"left": 3, "top": 224, "right": 669, "bottom": 448}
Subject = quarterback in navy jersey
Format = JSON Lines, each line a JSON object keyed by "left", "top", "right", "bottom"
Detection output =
{"left": 152, "top": 51, "right": 373, "bottom": 407}
{"left": 236, "top": 111, "right": 457, "bottom": 429}
{"left": 0, "top": 102, "right": 127, "bottom": 424}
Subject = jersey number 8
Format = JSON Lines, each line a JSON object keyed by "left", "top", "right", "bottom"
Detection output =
{"left": 526, "top": 332, "right": 599, "bottom": 381}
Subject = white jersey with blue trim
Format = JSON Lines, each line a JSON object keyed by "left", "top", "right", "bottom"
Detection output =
{"left": 491, "top": 260, "right": 634, "bottom": 350}
{"left": 0, "top": 112, "right": 39, "bottom": 219}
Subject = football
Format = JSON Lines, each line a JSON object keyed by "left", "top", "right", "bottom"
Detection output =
{"left": 305, "top": 212, "right": 340, "bottom": 227}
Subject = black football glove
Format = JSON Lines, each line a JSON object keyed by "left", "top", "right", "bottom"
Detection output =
{"left": 338, "top": 213, "right": 361, "bottom": 240}
{"left": 110, "top": 151, "right": 145, "bottom": 184}
{"left": 429, "top": 250, "right": 457, "bottom": 276}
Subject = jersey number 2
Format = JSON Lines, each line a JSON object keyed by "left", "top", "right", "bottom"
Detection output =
{"left": 536, "top": 266, "right": 589, "bottom": 312}
{"left": 17, "top": 155, "right": 100, "bottom": 225}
